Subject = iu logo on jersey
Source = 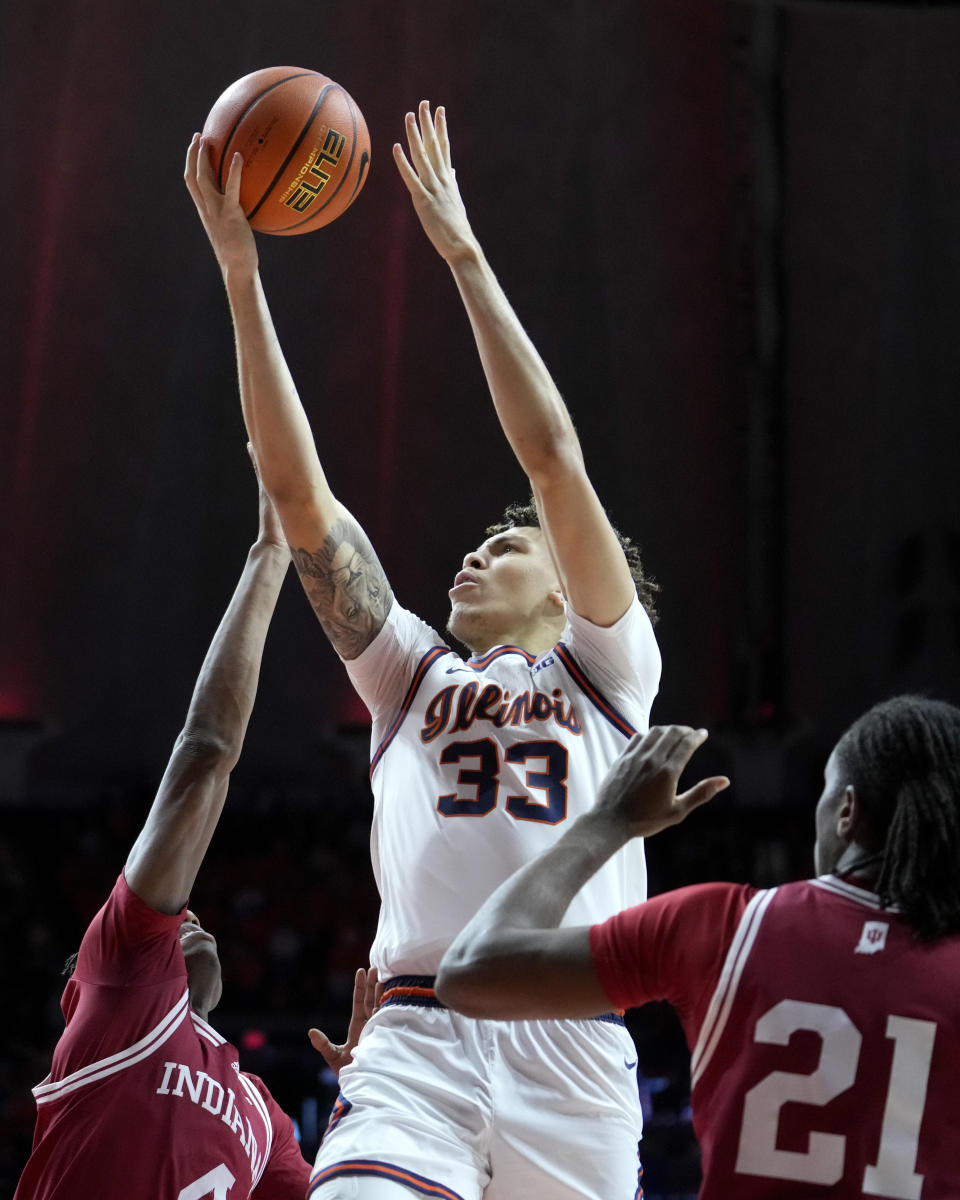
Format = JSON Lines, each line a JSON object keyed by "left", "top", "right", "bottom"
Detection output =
{"left": 854, "top": 920, "right": 889, "bottom": 955}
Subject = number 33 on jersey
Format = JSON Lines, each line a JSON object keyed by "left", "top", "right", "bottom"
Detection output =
{"left": 345, "top": 599, "right": 661, "bottom": 977}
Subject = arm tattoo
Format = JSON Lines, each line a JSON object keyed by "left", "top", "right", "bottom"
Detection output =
{"left": 290, "top": 517, "right": 394, "bottom": 659}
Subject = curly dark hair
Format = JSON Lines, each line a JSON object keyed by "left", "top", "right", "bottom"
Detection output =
{"left": 835, "top": 694, "right": 960, "bottom": 941}
{"left": 485, "top": 498, "right": 659, "bottom": 622}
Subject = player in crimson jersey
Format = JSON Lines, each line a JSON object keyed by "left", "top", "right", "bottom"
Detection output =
{"left": 439, "top": 697, "right": 960, "bottom": 1198}
{"left": 14, "top": 456, "right": 370, "bottom": 1200}
{"left": 187, "top": 99, "right": 662, "bottom": 1199}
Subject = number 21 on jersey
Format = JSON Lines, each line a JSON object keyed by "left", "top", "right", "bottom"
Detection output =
{"left": 736, "top": 999, "right": 935, "bottom": 1198}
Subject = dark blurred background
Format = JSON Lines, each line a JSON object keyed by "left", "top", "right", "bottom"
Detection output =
{"left": 3, "top": 0, "right": 960, "bottom": 1194}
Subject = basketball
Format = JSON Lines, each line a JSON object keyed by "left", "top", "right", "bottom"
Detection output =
{"left": 201, "top": 67, "right": 370, "bottom": 236}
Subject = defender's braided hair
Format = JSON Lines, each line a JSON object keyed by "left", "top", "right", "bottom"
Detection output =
{"left": 835, "top": 695, "right": 960, "bottom": 941}
{"left": 485, "top": 499, "right": 660, "bottom": 623}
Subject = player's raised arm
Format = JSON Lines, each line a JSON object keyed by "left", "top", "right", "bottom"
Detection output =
{"left": 124, "top": 454, "right": 290, "bottom": 914}
{"left": 185, "top": 134, "right": 393, "bottom": 659}
{"left": 394, "top": 102, "right": 636, "bottom": 628}
{"left": 435, "top": 727, "right": 728, "bottom": 1019}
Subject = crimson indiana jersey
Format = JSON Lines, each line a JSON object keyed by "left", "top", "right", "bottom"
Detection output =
{"left": 591, "top": 875, "right": 960, "bottom": 1198}
{"left": 15, "top": 873, "right": 310, "bottom": 1200}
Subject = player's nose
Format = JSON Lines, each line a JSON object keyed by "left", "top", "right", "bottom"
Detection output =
{"left": 462, "top": 547, "right": 485, "bottom": 570}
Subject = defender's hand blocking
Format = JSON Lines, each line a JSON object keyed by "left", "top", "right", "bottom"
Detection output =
{"left": 308, "top": 967, "right": 381, "bottom": 1078}
{"left": 393, "top": 101, "right": 476, "bottom": 263}
{"left": 596, "top": 726, "right": 729, "bottom": 840}
{"left": 185, "top": 132, "right": 259, "bottom": 277}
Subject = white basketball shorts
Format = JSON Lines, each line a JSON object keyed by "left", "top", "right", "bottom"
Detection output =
{"left": 309, "top": 976, "right": 644, "bottom": 1200}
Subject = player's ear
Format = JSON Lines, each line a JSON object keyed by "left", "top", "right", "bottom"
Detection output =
{"left": 836, "top": 785, "right": 861, "bottom": 840}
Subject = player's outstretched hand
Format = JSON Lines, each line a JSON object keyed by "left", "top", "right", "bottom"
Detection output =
{"left": 595, "top": 726, "right": 729, "bottom": 841}
{"left": 393, "top": 101, "right": 476, "bottom": 264}
{"left": 308, "top": 967, "right": 381, "bottom": 1077}
{"left": 184, "top": 132, "right": 259, "bottom": 278}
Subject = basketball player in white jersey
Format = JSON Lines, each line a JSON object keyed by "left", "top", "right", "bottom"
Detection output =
{"left": 186, "top": 100, "right": 662, "bottom": 1200}
{"left": 440, "top": 700, "right": 960, "bottom": 1198}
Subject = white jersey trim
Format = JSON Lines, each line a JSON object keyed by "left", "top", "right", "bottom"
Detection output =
{"left": 33, "top": 987, "right": 191, "bottom": 1104}
{"left": 690, "top": 888, "right": 777, "bottom": 1088}
{"left": 553, "top": 642, "right": 638, "bottom": 739}
{"left": 236, "top": 1068, "right": 274, "bottom": 1189}
{"left": 811, "top": 874, "right": 887, "bottom": 910}
{"left": 191, "top": 1012, "right": 228, "bottom": 1046}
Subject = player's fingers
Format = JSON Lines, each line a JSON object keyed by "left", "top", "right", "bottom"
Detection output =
{"left": 184, "top": 133, "right": 201, "bottom": 192}
{"left": 418, "top": 99, "right": 445, "bottom": 173}
{"left": 435, "top": 106, "right": 452, "bottom": 169}
{"left": 676, "top": 775, "right": 729, "bottom": 816}
{"left": 224, "top": 151, "right": 244, "bottom": 203}
{"left": 405, "top": 107, "right": 435, "bottom": 184}
{"left": 623, "top": 726, "right": 665, "bottom": 764}
{"left": 608, "top": 727, "right": 664, "bottom": 785}
{"left": 307, "top": 1027, "right": 336, "bottom": 1058}
{"left": 362, "top": 966, "right": 379, "bottom": 1018}
{"left": 393, "top": 142, "right": 429, "bottom": 198}
{"left": 184, "top": 138, "right": 209, "bottom": 216}
{"left": 344, "top": 969, "right": 367, "bottom": 1040}
{"left": 659, "top": 726, "right": 707, "bottom": 774}
{"left": 193, "top": 136, "right": 220, "bottom": 201}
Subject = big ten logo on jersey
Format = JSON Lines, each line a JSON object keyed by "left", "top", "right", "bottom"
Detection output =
{"left": 281, "top": 128, "right": 346, "bottom": 213}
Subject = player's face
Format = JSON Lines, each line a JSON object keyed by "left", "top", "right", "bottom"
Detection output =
{"left": 180, "top": 909, "right": 223, "bottom": 1017}
{"left": 813, "top": 747, "right": 846, "bottom": 876}
{"left": 447, "top": 526, "right": 564, "bottom": 655}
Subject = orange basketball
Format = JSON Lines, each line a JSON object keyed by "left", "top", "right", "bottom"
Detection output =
{"left": 201, "top": 67, "right": 370, "bottom": 235}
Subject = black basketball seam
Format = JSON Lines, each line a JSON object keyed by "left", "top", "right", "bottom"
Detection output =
{"left": 347, "top": 151, "right": 371, "bottom": 203}
{"left": 246, "top": 84, "right": 336, "bottom": 222}
{"left": 276, "top": 94, "right": 357, "bottom": 228}
{"left": 217, "top": 71, "right": 318, "bottom": 188}
{"left": 271, "top": 93, "right": 366, "bottom": 233}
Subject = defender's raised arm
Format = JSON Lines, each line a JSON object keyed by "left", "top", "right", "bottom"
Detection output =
{"left": 124, "top": 454, "right": 289, "bottom": 914}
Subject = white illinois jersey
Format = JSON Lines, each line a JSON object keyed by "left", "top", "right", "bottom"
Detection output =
{"left": 345, "top": 594, "right": 661, "bottom": 975}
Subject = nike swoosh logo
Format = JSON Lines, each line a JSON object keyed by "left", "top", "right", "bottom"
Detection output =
{"left": 445, "top": 666, "right": 471, "bottom": 675}
{"left": 624, "top": 1058, "right": 638, "bottom": 1072}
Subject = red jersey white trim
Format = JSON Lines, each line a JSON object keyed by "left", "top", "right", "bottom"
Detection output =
{"left": 810, "top": 874, "right": 884, "bottom": 909}
{"left": 191, "top": 1011, "right": 229, "bottom": 1047}
{"left": 33, "top": 988, "right": 190, "bottom": 1104}
{"left": 236, "top": 1065, "right": 275, "bottom": 1190}
{"left": 691, "top": 888, "right": 777, "bottom": 1087}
